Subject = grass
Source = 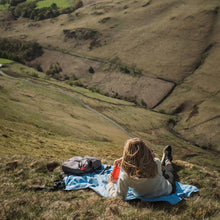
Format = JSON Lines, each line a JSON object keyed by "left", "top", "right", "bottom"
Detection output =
{"left": 2, "top": 62, "right": 219, "bottom": 168}
{"left": 5, "top": 63, "right": 135, "bottom": 106}
{"left": 156, "top": 80, "right": 220, "bottom": 151}
{"left": 0, "top": 0, "right": 219, "bottom": 150}
{"left": 0, "top": 155, "right": 219, "bottom": 219}
{"left": 0, "top": 58, "right": 13, "bottom": 64}
{"left": 0, "top": 0, "right": 80, "bottom": 12}
{"left": 53, "top": 80, "right": 136, "bottom": 106}
{"left": 0, "top": 0, "right": 219, "bottom": 217}
{"left": 36, "top": 0, "right": 76, "bottom": 9}
{"left": 0, "top": 77, "right": 129, "bottom": 146}
{"left": 0, "top": 4, "right": 9, "bottom": 11}
{"left": 0, "top": 63, "right": 219, "bottom": 219}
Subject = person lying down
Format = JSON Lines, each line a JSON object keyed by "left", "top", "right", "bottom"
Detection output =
{"left": 107, "top": 137, "right": 176, "bottom": 199}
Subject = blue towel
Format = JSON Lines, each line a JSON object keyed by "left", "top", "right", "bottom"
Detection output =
{"left": 64, "top": 165, "right": 198, "bottom": 205}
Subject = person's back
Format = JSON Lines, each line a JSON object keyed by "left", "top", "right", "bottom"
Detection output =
{"left": 107, "top": 138, "right": 175, "bottom": 199}
{"left": 119, "top": 158, "right": 172, "bottom": 198}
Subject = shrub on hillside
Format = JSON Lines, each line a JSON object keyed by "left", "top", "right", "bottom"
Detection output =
{"left": 73, "top": 80, "right": 83, "bottom": 87}
{"left": 46, "top": 62, "right": 62, "bottom": 80}
{"left": 12, "top": 1, "right": 59, "bottom": 20}
{"left": 119, "top": 64, "right": 142, "bottom": 76}
{"left": 0, "top": 37, "right": 43, "bottom": 63}
{"left": 71, "top": 73, "right": 78, "bottom": 80}
{"left": 29, "top": 61, "right": 43, "bottom": 72}
{"left": 88, "top": 66, "right": 95, "bottom": 74}
{"left": 140, "top": 99, "right": 147, "bottom": 107}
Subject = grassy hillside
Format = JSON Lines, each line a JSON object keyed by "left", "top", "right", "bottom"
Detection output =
{"left": 0, "top": 154, "right": 219, "bottom": 219}
{"left": 0, "top": 0, "right": 220, "bottom": 218}
{"left": 36, "top": 0, "right": 74, "bottom": 9}
{"left": 0, "top": 0, "right": 219, "bottom": 150}
{"left": 0, "top": 61, "right": 219, "bottom": 219}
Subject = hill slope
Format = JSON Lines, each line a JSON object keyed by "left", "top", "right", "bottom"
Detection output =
{"left": 0, "top": 1, "right": 220, "bottom": 219}
{"left": 0, "top": 62, "right": 218, "bottom": 168}
{"left": 0, "top": 0, "right": 219, "bottom": 150}
{"left": 0, "top": 62, "right": 219, "bottom": 219}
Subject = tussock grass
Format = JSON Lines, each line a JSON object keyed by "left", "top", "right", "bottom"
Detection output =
{"left": 0, "top": 155, "right": 219, "bottom": 219}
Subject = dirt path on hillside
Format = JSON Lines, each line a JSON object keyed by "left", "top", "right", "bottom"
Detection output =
{"left": 0, "top": 70, "right": 134, "bottom": 138}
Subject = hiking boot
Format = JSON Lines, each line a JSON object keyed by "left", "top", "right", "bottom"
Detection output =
{"left": 161, "top": 145, "right": 173, "bottom": 166}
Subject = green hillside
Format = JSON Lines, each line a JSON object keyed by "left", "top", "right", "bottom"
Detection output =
{"left": 36, "top": 0, "right": 74, "bottom": 9}
{"left": 0, "top": 0, "right": 220, "bottom": 219}
{"left": 1, "top": 0, "right": 219, "bottom": 151}
{"left": 0, "top": 61, "right": 219, "bottom": 219}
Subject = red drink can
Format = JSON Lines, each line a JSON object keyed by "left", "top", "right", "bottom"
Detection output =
{"left": 111, "top": 163, "right": 120, "bottom": 182}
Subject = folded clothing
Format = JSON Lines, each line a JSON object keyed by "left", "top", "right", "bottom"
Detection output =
{"left": 64, "top": 165, "right": 198, "bottom": 205}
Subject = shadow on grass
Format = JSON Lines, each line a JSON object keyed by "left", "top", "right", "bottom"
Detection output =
{"left": 173, "top": 163, "right": 182, "bottom": 182}
{"left": 127, "top": 199, "right": 188, "bottom": 215}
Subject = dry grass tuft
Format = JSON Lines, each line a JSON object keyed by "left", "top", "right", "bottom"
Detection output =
{"left": 0, "top": 146, "right": 219, "bottom": 219}
{"left": 175, "top": 160, "right": 195, "bottom": 169}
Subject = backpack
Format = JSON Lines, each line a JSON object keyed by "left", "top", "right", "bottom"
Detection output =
{"left": 62, "top": 156, "right": 102, "bottom": 175}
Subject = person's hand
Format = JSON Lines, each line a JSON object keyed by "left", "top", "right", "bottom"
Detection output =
{"left": 108, "top": 174, "right": 117, "bottom": 184}
{"left": 113, "top": 157, "right": 123, "bottom": 166}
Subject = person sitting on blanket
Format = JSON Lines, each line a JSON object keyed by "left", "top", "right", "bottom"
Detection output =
{"left": 107, "top": 137, "right": 176, "bottom": 199}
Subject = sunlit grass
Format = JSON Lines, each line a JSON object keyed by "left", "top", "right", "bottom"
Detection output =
{"left": 36, "top": 0, "right": 74, "bottom": 9}
{"left": 0, "top": 4, "right": 9, "bottom": 11}
{"left": 0, "top": 58, "right": 13, "bottom": 63}
{"left": 0, "top": 154, "right": 219, "bottom": 219}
